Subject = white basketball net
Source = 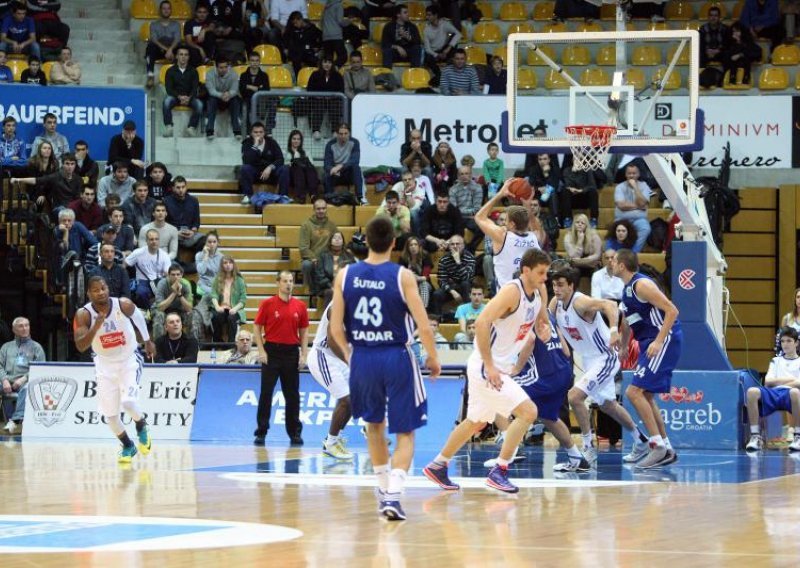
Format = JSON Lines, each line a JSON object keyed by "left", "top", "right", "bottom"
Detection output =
{"left": 565, "top": 125, "right": 617, "bottom": 172}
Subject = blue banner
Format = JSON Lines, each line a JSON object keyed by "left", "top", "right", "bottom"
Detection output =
{"left": 622, "top": 370, "right": 742, "bottom": 450}
{"left": 192, "top": 366, "right": 466, "bottom": 448}
{"left": 0, "top": 85, "right": 146, "bottom": 161}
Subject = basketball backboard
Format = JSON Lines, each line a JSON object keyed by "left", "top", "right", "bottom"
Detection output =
{"left": 502, "top": 29, "right": 703, "bottom": 155}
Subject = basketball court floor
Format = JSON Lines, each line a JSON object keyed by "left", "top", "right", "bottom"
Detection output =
{"left": 1, "top": 436, "right": 799, "bottom": 566}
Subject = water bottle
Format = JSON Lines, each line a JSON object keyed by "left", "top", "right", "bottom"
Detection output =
{"left": 249, "top": 12, "right": 257, "bottom": 28}
{"left": 210, "top": 348, "right": 217, "bottom": 364}
{"left": 488, "top": 180, "right": 498, "bottom": 199}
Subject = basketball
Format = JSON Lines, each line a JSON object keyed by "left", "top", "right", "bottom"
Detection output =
{"left": 507, "top": 177, "right": 533, "bottom": 200}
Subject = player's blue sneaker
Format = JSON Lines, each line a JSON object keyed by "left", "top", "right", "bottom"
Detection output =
{"left": 422, "top": 463, "right": 460, "bottom": 490}
{"left": 379, "top": 497, "right": 407, "bottom": 521}
{"left": 485, "top": 465, "right": 519, "bottom": 494}
{"left": 118, "top": 444, "right": 138, "bottom": 464}
{"left": 137, "top": 425, "right": 152, "bottom": 455}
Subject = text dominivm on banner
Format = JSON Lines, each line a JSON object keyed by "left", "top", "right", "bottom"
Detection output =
{"left": 23, "top": 364, "right": 197, "bottom": 440}
{"left": 352, "top": 94, "right": 792, "bottom": 170}
{"left": 0, "top": 85, "right": 146, "bottom": 161}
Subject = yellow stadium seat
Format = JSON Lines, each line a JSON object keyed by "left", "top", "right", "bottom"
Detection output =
{"left": 649, "top": 21, "right": 668, "bottom": 31}
{"left": 407, "top": 2, "right": 426, "bottom": 21}
{"left": 733, "top": 0, "right": 744, "bottom": 19}
{"left": 664, "top": 1, "right": 693, "bottom": 20}
{"left": 475, "top": 2, "right": 494, "bottom": 19}
{"left": 527, "top": 45, "right": 556, "bottom": 66}
{"left": 600, "top": 4, "right": 616, "bottom": 20}
{"left": 652, "top": 67, "right": 681, "bottom": 90}
{"left": 682, "top": 21, "right": 701, "bottom": 31}
{"left": 171, "top": 0, "right": 191, "bottom": 19}
{"left": 507, "top": 22, "right": 534, "bottom": 35}
{"left": 500, "top": 2, "right": 527, "bottom": 20}
{"left": 796, "top": 71, "right": 800, "bottom": 90}
{"left": 722, "top": 68, "right": 751, "bottom": 90}
{"left": 626, "top": 68, "right": 646, "bottom": 90}
{"left": 532, "top": 1, "right": 555, "bottom": 20}
{"left": 631, "top": 45, "right": 661, "bottom": 66}
{"left": 371, "top": 66, "right": 393, "bottom": 76}
{"left": 464, "top": 45, "right": 487, "bottom": 65}
{"left": 596, "top": 45, "right": 617, "bottom": 66}
{"left": 493, "top": 45, "right": 511, "bottom": 63}
{"left": 577, "top": 21, "right": 603, "bottom": 33}
{"left": 415, "top": 21, "right": 426, "bottom": 38}
{"left": 518, "top": 67, "right": 538, "bottom": 89}
{"left": 254, "top": 44, "right": 282, "bottom": 65}
{"left": 540, "top": 22, "right": 567, "bottom": 33}
{"left": 699, "top": 1, "right": 727, "bottom": 19}
{"left": 266, "top": 66, "right": 293, "bottom": 88}
{"left": 233, "top": 64, "right": 248, "bottom": 77}
{"left": 359, "top": 44, "right": 382, "bottom": 66}
{"left": 139, "top": 22, "right": 150, "bottom": 42}
{"left": 372, "top": 21, "right": 386, "bottom": 44}
{"left": 772, "top": 44, "right": 800, "bottom": 65}
{"left": 402, "top": 67, "right": 431, "bottom": 90}
{"left": 472, "top": 22, "right": 502, "bottom": 43}
{"left": 296, "top": 66, "right": 315, "bottom": 89}
{"left": 666, "top": 45, "right": 690, "bottom": 66}
{"left": 197, "top": 65, "right": 211, "bottom": 84}
{"left": 562, "top": 45, "right": 590, "bottom": 66}
{"left": 130, "top": 0, "right": 157, "bottom": 19}
{"left": 758, "top": 67, "right": 789, "bottom": 90}
{"left": 544, "top": 69, "right": 570, "bottom": 89}
{"left": 580, "top": 68, "right": 610, "bottom": 86}
{"left": 308, "top": 3, "right": 324, "bottom": 20}
{"left": 8, "top": 59, "right": 27, "bottom": 82}
{"left": 41, "top": 61, "right": 54, "bottom": 81}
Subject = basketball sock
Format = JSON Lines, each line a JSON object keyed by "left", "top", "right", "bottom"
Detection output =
{"left": 117, "top": 431, "right": 135, "bottom": 448}
{"left": 750, "top": 425, "right": 760, "bottom": 435}
{"left": 581, "top": 431, "right": 593, "bottom": 448}
{"left": 663, "top": 437, "right": 673, "bottom": 451}
{"left": 567, "top": 445, "right": 583, "bottom": 460}
{"left": 134, "top": 418, "right": 147, "bottom": 434}
{"left": 388, "top": 469, "right": 407, "bottom": 495}
{"left": 649, "top": 435, "right": 664, "bottom": 447}
{"left": 374, "top": 464, "right": 390, "bottom": 492}
{"left": 325, "top": 434, "right": 339, "bottom": 447}
{"left": 496, "top": 457, "right": 510, "bottom": 467}
{"left": 432, "top": 454, "right": 450, "bottom": 466}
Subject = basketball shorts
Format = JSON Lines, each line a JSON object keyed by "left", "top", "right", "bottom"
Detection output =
{"left": 466, "top": 357, "right": 530, "bottom": 423}
{"left": 757, "top": 386, "right": 795, "bottom": 417}
{"left": 631, "top": 329, "right": 683, "bottom": 394}
{"left": 95, "top": 351, "right": 144, "bottom": 417}
{"left": 574, "top": 355, "right": 620, "bottom": 405}
{"left": 350, "top": 344, "right": 427, "bottom": 434}
{"left": 516, "top": 368, "right": 573, "bottom": 422}
{"left": 307, "top": 347, "right": 350, "bottom": 401}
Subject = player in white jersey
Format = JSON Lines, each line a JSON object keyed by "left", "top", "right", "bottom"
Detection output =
{"left": 307, "top": 303, "right": 353, "bottom": 460}
{"left": 73, "top": 275, "right": 156, "bottom": 463}
{"left": 549, "top": 262, "right": 650, "bottom": 466}
{"left": 475, "top": 180, "right": 541, "bottom": 288}
{"left": 424, "top": 248, "right": 551, "bottom": 494}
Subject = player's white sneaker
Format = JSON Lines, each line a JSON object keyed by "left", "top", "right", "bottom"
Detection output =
{"left": 323, "top": 438, "right": 354, "bottom": 460}
{"left": 635, "top": 445, "right": 667, "bottom": 469}
{"left": 553, "top": 457, "right": 591, "bottom": 473}
{"left": 582, "top": 445, "right": 598, "bottom": 468}
{"left": 746, "top": 434, "right": 763, "bottom": 452}
{"left": 623, "top": 440, "right": 650, "bottom": 463}
{"left": 789, "top": 437, "right": 800, "bottom": 452}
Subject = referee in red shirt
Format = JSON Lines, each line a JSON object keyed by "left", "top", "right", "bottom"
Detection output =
{"left": 253, "top": 270, "right": 310, "bottom": 446}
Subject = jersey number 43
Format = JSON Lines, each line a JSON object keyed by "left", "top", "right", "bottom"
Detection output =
{"left": 354, "top": 297, "right": 383, "bottom": 327}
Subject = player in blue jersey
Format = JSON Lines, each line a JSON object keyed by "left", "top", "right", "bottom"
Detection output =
{"left": 330, "top": 215, "right": 441, "bottom": 522}
{"left": 612, "top": 249, "right": 682, "bottom": 469}
{"left": 485, "top": 313, "right": 592, "bottom": 473}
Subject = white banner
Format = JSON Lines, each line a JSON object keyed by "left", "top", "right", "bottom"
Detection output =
{"left": 352, "top": 94, "right": 792, "bottom": 170}
{"left": 23, "top": 364, "right": 197, "bottom": 440}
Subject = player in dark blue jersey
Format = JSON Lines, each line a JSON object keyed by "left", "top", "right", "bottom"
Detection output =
{"left": 613, "top": 249, "right": 682, "bottom": 470}
{"left": 330, "top": 215, "right": 441, "bottom": 522}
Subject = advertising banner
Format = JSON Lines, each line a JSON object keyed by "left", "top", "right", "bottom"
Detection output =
{"left": 0, "top": 85, "right": 146, "bottom": 161}
{"left": 622, "top": 370, "right": 742, "bottom": 450}
{"left": 352, "top": 94, "right": 792, "bottom": 170}
{"left": 191, "top": 366, "right": 465, "bottom": 447}
{"left": 23, "top": 363, "right": 197, "bottom": 440}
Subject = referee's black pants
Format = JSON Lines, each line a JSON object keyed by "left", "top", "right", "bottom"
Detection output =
{"left": 255, "top": 342, "right": 302, "bottom": 438}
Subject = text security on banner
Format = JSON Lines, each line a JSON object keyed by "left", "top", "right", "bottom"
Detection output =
{"left": 0, "top": 85, "right": 146, "bottom": 161}
{"left": 191, "top": 366, "right": 465, "bottom": 447}
{"left": 351, "top": 95, "right": 792, "bottom": 170}
{"left": 23, "top": 363, "right": 197, "bottom": 440}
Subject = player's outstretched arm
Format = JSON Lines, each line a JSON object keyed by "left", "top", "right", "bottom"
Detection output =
{"left": 402, "top": 268, "right": 440, "bottom": 378}
{"left": 475, "top": 283, "right": 517, "bottom": 389}
{"left": 635, "top": 278, "right": 679, "bottom": 358}
{"left": 574, "top": 294, "right": 620, "bottom": 348}
{"left": 474, "top": 180, "right": 511, "bottom": 249}
{"left": 329, "top": 270, "right": 351, "bottom": 365}
{"left": 73, "top": 308, "right": 102, "bottom": 353}
{"left": 120, "top": 298, "right": 156, "bottom": 360}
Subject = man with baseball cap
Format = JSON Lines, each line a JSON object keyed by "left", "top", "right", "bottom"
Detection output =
{"left": 107, "top": 120, "right": 145, "bottom": 180}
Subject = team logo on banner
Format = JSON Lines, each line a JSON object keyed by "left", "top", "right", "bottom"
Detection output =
{"left": 365, "top": 113, "right": 398, "bottom": 148}
{"left": 678, "top": 269, "right": 696, "bottom": 290}
{"left": 28, "top": 377, "right": 78, "bottom": 427}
